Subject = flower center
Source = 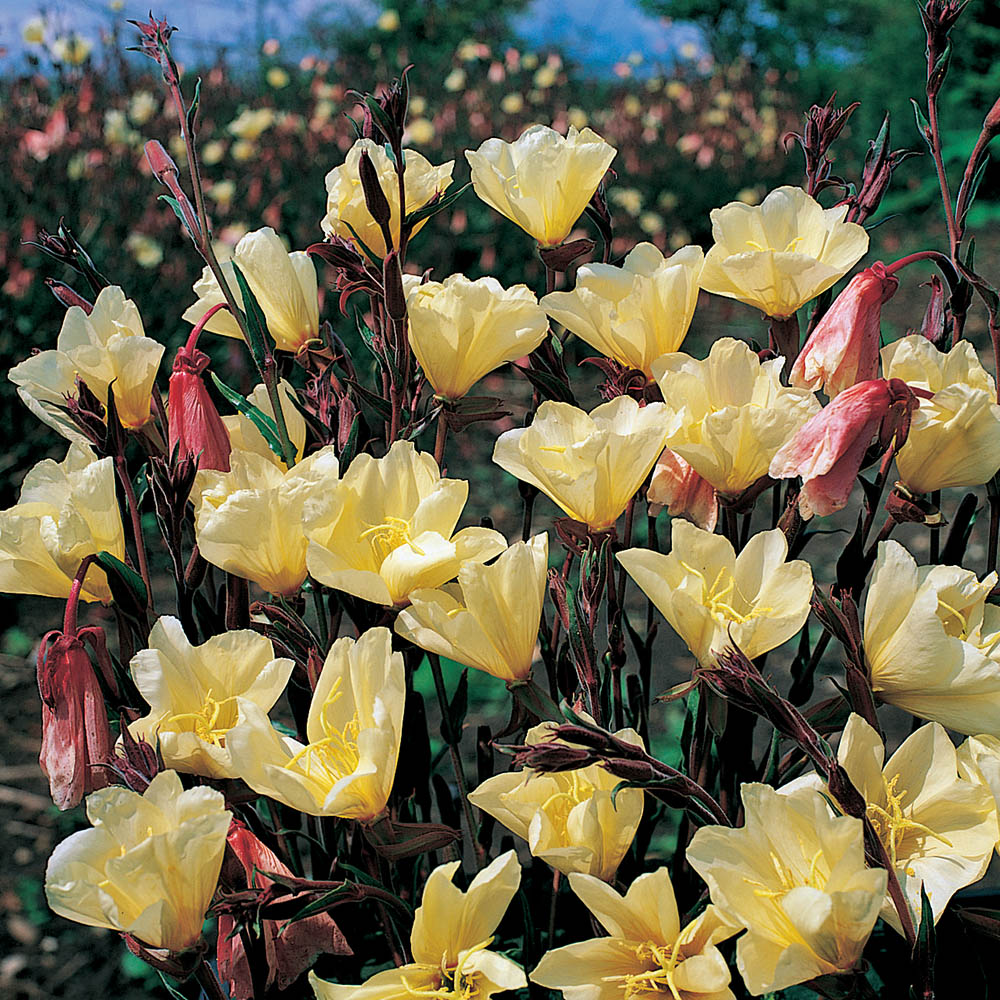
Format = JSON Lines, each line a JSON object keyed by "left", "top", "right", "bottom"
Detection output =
{"left": 538, "top": 767, "right": 598, "bottom": 831}
{"left": 162, "top": 690, "right": 238, "bottom": 748}
{"left": 602, "top": 941, "right": 683, "bottom": 1000}
{"left": 360, "top": 515, "right": 425, "bottom": 563}
{"left": 401, "top": 938, "right": 494, "bottom": 1000}
{"left": 866, "top": 773, "right": 948, "bottom": 871}
{"left": 744, "top": 236, "right": 805, "bottom": 253}
{"left": 284, "top": 676, "right": 361, "bottom": 782}
{"left": 679, "top": 561, "right": 772, "bottom": 625}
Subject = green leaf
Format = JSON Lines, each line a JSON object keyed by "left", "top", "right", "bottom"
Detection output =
{"left": 364, "top": 95, "right": 396, "bottom": 142}
{"left": 157, "top": 194, "right": 197, "bottom": 241}
{"left": 209, "top": 372, "right": 285, "bottom": 462}
{"left": 342, "top": 221, "right": 383, "bottom": 266}
{"left": 230, "top": 260, "right": 271, "bottom": 369}
{"left": 910, "top": 99, "right": 933, "bottom": 151}
{"left": 95, "top": 550, "right": 148, "bottom": 615}
{"left": 186, "top": 77, "right": 201, "bottom": 137}
{"left": 344, "top": 377, "right": 393, "bottom": 422}
{"left": 404, "top": 182, "right": 471, "bottom": 229}
{"left": 958, "top": 153, "right": 990, "bottom": 229}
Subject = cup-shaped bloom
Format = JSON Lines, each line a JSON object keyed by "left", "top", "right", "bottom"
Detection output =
{"left": 227, "top": 627, "right": 404, "bottom": 820}
{"left": 787, "top": 713, "right": 998, "bottom": 935}
{"left": 863, "top": 540, "right": 1000, "bottom": 734}
{"left": 653, "top": 338, "right": 820, "bottom": 498}
{"left": 791, "top": 262, "right": 898, "bottom": 397}
{"left": 467, "top": 722, "right": 644, "bottom": 880}
{"left": 769, "top": 379, "right": 913, "bottom": 518}
{"left": 407, "top": 274, "right": 549, "bottom": 400}
{"left": 959, "top": 735, "right": 1000, "bottom": 854}
{"left": 618, "top": 520, "right": 812, "bottom": 667}
{"left": 647, "top": 448, "right": 718, "bottom": 532}
{"left": 44, "top": 770, "right": 231, "bottom": 952}
{"left": 541, "top": 244, "right": 703, "bottom": 378}
{"left": 311, "top": 851, "right": 526, "bottom": 1000}
{"left": 698, "top": 186, "right": 869, "bottom": 318}
{"left": 9, "top": 285, "right": 164, "bottom": 441}
{"left": 0, "top": 443, "right": 126, "bottom": 603}
{"left": 304, "top": 440, "right": 506, "bottom": 606}
{"left": 195, "top": 445, "right": 340, "bottom": 595}
{"left": 321, "top": 139, "right": 454, "bottom": 257}
{"left": 493, "top": 396, "right": 669, "bottom": 530}
{"left": 687, "top": 783, "right": 886, "bottom": 995}
{"left": 531, "top": 868, "right": 737, "bottom": 1000}
{"left": 466, "top": 125, "right": 616, "bottom": 246}
{"left": 128, "top": 616, "right": 295, "bottom": 779}
{"left": 395, "top": 534, "right": 548, "bottom": 684}
{"left": 881, "top": 335, "right": 1000, "bottom": 494}
{"left": 182, "top": 228, "right": 320, "bottom": 353}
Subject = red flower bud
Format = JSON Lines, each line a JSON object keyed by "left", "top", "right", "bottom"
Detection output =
{"left": 167, "top": 346, "right": 231, "bottom": 472}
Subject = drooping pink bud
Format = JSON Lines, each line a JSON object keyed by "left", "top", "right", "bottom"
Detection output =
{"left": 36, "top": 630, "right": 112, "bottom": 810}
{"left": 791, "top": 262, "right": 899, "bottom": 398}
{"left": 648, "top": 447, "right": 718, "bottom": 531}
{"left": 217, "top": 822, "right": 351, "bottom": 998}
{"left": 769, "top": 378, "right": 918, "bottom": 517}
{"left": 167, "top": 345, "right": 231, "bottom": 472}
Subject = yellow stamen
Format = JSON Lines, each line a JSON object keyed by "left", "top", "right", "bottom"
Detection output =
{"left": 678, "top": 561, "right": 773, "bottom": 624}
{"left": 866, "top": 773, "right": 952, "bottom": 868}
{"left": 361, "top": 515, "right": 426, "bottom": 562}
{"left": 162, "top": 689, "right": 239, "bottom": 748}
{"left": 284, "top": 675, "right": 361, "bottom": 782}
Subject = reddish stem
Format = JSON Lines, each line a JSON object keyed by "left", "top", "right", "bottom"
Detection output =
{"left": 64, "top": 555, "right": 97, "bottom": 636}
{"left": 183, "top": 302, "right": 230, "bottom": 355}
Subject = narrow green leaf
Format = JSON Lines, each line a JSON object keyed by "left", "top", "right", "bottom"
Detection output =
{"left": 95, "top": 550, "right": 148, "bottom": 614}
{"left": 209, "top": 372, "right": 285, "bottom": 461}
{"left": 157, "top": 194, "right": 197, "bottom": 240}
{"left": 186, "top": 77, "right": 202, "bottom": 137}
{"left": 910, "top": 99, "right": 933, "bottom": 151}
{"left": 230, "top": 260, "right": 271, "bottom": 368}
{"left": 404, "top": 182, "right": 471, "bottom": 229}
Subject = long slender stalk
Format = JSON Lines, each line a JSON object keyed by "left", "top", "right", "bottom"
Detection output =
{"left": 64, "top": 555, "right": 96, "bottom": 636}
{"left": 115, "top": 457, "right": 152, "bottom": 609}
{"left": 193, "top": 959, "right": 228, "bottom": 1000}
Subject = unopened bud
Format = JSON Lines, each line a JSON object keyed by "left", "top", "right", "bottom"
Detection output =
{"left": 538, "top": 238, "right": 596, "bottom": 273}
{"left": 144, "top": 139, "right": 179, "bottom": 183}
{"left": 359, "top": 149, "right": 393, "bottom": 233}
{"left": 167, "top": 347, "right": 232, "bottom": 472}
{"left": 45, "top": 278, "right": 93, "bottom": 313}
{"left": 382, "top": 251, "right": 407, "bottom": 321}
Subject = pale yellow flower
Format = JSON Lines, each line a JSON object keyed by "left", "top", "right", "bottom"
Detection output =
{"left": 321, "top": 138, "right": 454, "bottom": 257}
{"left": 182, "top": 227, "right": 320, "bottom": 354}
{"left": 305, "top": 440, "right": 506, "bottom": 606}
{"left": 194, "top": 444, "right": 340, "bottom": 596}
{"left": 23, "top": 17, "right": 46, "bottom": 44}
{"left": 128, "top": 91, "right": 158, "bottom": 126}
{"left": 227, "top": 107, "right": 275, "bottom": 140}
{"left": 51, "top": 35, "right": 93, "bottom": 65}
{"left": 492, "top": 396, "right": 669, "bottom": 531}
{"left": 687, "top": 783, "right": 886, "bottom": 996}
{"left": 959, "top": 735, "right": 1000, "bottom": 853}
{"left": 219, "top": 380, "right": 307, "bottom": 467}
{"left": 653, "top": 337, "right": 819, "bottom": 497}
{"left": 376, "top": 9, "right": 400, "bottom": 31}
{"left": 466, "top": 125, "right": 616, "bottom": 246}
{"left": 881, "top": 335, "right": 1000, "bottom": 494}
{"left": 406, "top": 274, "right": 549, "bottom": 400}
{"left": 266, "top": 66, "right": 290, "bottom": 89}
{"left": 467, "top": 722, "right": 644, "bottom": 880}
{"left": 541, "top": 243, "right": 703, "bottom": 378}
{"left": 128, "top": 616, "right": 295, "bottom": 779}
{"left": 45, "top": 771, "right": 231, "bottom": 952}
{"left": 9, "top": 286, "right": 164, "bottom": 442}
{"left": 406, "top": 117, "right": 436, "bottom": 145}
{"left": 863, "top": 540, "right": 1000, "bottom": 735}
{"left": 699, "top": 186, "right": 869, "bottom": 318}
{"left": 311, "top": 851, "right": 526, "bottom": 1000}
{"left": 395, "top": 534, "right": 548, "bottom": 683}
{"left": 617, "top": 521, "right": 812, "bottom": 667}
{"left": 0, "top": 444, "right": 125, "bottom": 604}
{"left": 785, "top": 714, "right": 998, "bottom": 935}
{"left": 227, "top": 628, "right": 404, "bottom": 820}
{"left": 531, "top": 868, "right": 737, "bottom": 1000}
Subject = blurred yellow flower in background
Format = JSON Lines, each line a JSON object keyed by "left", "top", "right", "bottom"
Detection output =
{"left": 227, "top": 107, "right": 275, "bottom": 140}
{"left": 23, "top": 17, "right": 46, "bottom": 44}
{"left": 128, "top": 616, "right": 294, "bottom": 779}
{"left": 466, "top": 125, "right": 616, "bottom": 245}
{"left": 699, "top": 186, "right": 869, "bottom": 318}
{"left": 395, "top": 534, "right": 548, "bottom": 683}
{"left": 376, "top": 9, "right": 400, "bottom": 31}
{"left": 228, "top": 628, "right": 404, "bottom": 820}
{"left": 493, "top": 396, "right": 669, "bottom": 530}
{"left": 45, "top": 771, "right": 231, "bottom": 952}
{"left": 51, "top": 35, "right": 93, "bottom": 66}
{"left": 406, "top": 273, "right": 548, "bottom": 400}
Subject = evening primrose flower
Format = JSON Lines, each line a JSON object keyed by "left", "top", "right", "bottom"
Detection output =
{"left": 182, "top": 227, "right": 320, "bottom": 354}
{"left": 541, "top": 243, "right": 704, "bottom": 378}
{"left": 0, "top": 444, "right": 125, "bottom": 604}
{"left": 787, "top": 714, "right": 998, "bottom": 935}
{"left": 492, "top": 396, "right": 670, "bottom": 531}
{"left": 653, "top": 338, "right": 820, "bottom": 497}
{"left": 51, "top": 35, "right": 93, "bottom": 66}
{"left": 395, "top": 534, "right": 548, "bottom": 684}
{"left": 45, "top": 770, "right": 231, "bottom": 953}
{"left": 617, "top": 520, "right": 812, "bottom": 667}
{"left": 687, "top": 783, "right": 886, "bottom": 995}
{"left": 194, "top": 444, "right": 340, "bottom": 596}
{"left": 699, "top": 186, "right": 869, "bottom": 318}
{"left": 647, "top": 449, "right": 718, "bottom": 532}
{"left": 881, "top": 335, "right": 1000, "bottom": 494}
{"left": 467, "top": 722, "right": 644, "bottom": 880}
{"left": 406, "top": 274, "right": 549, "bottom": 400}
{"left": 128, "top": 616, "right": 295, "bottom": 779}
{"left": 466, "top": 125, "right": 617, "bottom": 246}
{"left": 227, "top": 107, "right": 275, "bottom": 140}
{"left": 321, "top": 138, "right": 454, "bottom": 257}
{"left": 310, "top": 851, "right": 526, "bottom": 1000}
{"left": 863, "top": 540, "right": 1000, "bottom": 734}
{"left": 304, "top": 440, "right": 506, "bottom": 607}
{"left": 531, "top": 869, "right": 737, "bottom": 1000}
{"left": 227, "top": 628, "right": 404, "bottom": 820}
{"left": 9, "top": 285, "right": 164, "bottom": 442}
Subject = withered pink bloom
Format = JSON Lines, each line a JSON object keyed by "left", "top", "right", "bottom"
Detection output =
{"left": 770, "top": 378, "right": 917, "bottom": 517}
{"left": 218, "top": 822, "right": 351, "bottom": 998}
{"left": 37, "top": 629, "right": 113, "bottom": 810}
{"left": 647, "top": 447, "right": 718, "bottom": 531}
{"left": 791, "top": 262, "right": 898, "bottom": 398}
{"left": 167, "top": 345, "right": 231, "bottom": 472}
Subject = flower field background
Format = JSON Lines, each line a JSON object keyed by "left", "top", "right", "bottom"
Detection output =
{"left": 3, "top": 1, "right": 1000, "bottom": 999}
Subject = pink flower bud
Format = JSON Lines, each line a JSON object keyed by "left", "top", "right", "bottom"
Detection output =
{"left": 648, "top": 447, "right": 718, "bottom": 531}
{"left": 770, "top": 378, "right": 917, "bottom": 517}
{"left": 36, "top": 630, "right": 112, "bottom": 810}
{"left": 167, "top": 346, "right": 232, "bottom": 472}
{"left": 791, "top": 262, "right": 898, "bottom": 398}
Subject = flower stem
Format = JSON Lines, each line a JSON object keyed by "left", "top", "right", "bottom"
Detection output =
{"left": 193, "top": 959, "right": 228, "bottom": 1000}
{"left": 63, "top": 555, "right": 96, "bottom": 636}
{"left": 433, "top": 410, "right": 448, "bottom": 469}
{"left": 115, "top": 456, "right": 153, "bottom": 610}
